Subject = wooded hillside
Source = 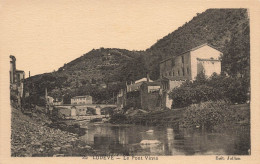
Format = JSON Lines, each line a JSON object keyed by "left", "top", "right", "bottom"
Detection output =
{"left": 24, "top": 9, "right": 250, "bottom": 104}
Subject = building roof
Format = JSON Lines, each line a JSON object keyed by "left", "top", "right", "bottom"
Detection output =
{"left": 135, "top": 77, "right": 153, "bottom": 83}
{"left": 72, "top": 95, "right": 92, "bottom": 99}
{"left": 142, "top": 81, "right": 161, "bottom": 86}
{"left": 159, "top": 43, "right": 222, "bottom": 64}
{"left": 127, "top": 81, "right": 160, "bottom": 92}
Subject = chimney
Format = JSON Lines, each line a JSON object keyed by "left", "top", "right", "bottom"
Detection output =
{"left": 147, "top": 73, "right": 150, "bottom": 82}
{"left": 29, "top": 71, "right": 30, "bottom": 78}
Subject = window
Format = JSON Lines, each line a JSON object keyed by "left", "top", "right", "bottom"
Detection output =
{"left": 173, "top": 71, "right": 175, "bottom": 76}
{"left": 182, "top": 67, "right": 185, "bottom": 76}
{"left": 187, "top": 67, "right": 189, "bottom": 74}
{"left": 182, "top": 56, "right": 184, "bottom": 63}
{"left": 178, "top": 70, "right": 180, "bottom": 76}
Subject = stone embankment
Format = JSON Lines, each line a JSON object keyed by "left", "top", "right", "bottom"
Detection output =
{"left": 11, "top": 106, "right": 95, "bottom": 157}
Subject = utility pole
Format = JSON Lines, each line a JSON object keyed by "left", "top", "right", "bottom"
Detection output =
{"left": 113, "top": 92, "right": 114, "bottom": 104}
{"left": 28, "top": 71, "right": 30, "bottom": 112}
{"left": 45, "top": 88, "right": 48, "bottom": 114}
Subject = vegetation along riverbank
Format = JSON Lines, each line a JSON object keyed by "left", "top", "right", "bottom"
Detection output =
{"left": 110, "top": 102, "right": 250, "bottom": 131}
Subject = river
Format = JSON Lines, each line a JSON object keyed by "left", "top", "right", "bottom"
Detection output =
{"left": 79, "top": 123, "right": 250, "bottom": 156}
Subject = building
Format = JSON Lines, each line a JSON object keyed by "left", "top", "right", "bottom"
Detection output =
{"left": 121, "top": 75, "right": 161, "bottom": 110}
{"left": 10, "top": 55, "right": 25, "bottom": 107}
{"left": 10, "top": 55, "right": 16, "bottom": 84}
{"left": 126, "top": 77, "right": 153, "bottom": 92}
{"left": 160, "top": 77, "right": 184, "bottom": 109}
{"left": 159, "top": 43, "right": 222, "bottom": 108}
{"left": 56, "top": 105, "right": 102, "bottom": 117}
{"left": 71, "top": 95, "right": 92, "bottom": 105}
{"left": 160, "top": 43, "right": 222, "bottom": 81}
{"left": 139, "top": 81, "right": 161, "bottom": 110}
{"left": 10, "top": 55, "right": 25, "bottom": 84}
{"left": 15, "top": 70, "right": 25, "bottom": 83}
{"left": 53, "top": 98, "right": 63, "bottom": 106}
{"left": 46, "top": 96, "right": 54, "bottom": 105}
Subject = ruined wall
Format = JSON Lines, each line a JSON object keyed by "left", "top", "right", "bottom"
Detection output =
{"left": 126, "top": 91, "right": 141, "bottom": 109}
{"left": 140, "top": 84, "right": 160, "bottom": 110}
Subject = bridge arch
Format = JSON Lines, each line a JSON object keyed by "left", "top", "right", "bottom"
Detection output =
{"left": 71, "top": 106, "right": 77, "bottom": 116}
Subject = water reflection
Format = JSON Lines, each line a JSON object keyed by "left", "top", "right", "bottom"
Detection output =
{"left": 79, "top": 124, "right": 250, "bottom": 156}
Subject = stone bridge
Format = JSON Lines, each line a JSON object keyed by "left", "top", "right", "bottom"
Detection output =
{"left": 53, "top": 104, "right": 117, "bottom": 117}
{"left": 55, "top": 104, "right": 117, "bottom": 109}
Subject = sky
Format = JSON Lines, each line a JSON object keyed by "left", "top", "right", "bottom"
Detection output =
{"left": 0, "top": 0, "right": 208, "bottom": 77}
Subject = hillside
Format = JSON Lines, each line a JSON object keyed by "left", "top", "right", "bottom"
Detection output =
{"left": 24, "top": 48, "right": 148, "bottom": 104}
{"left": 24, "top": 9, "right": 250, "bottom": 104}
{"left": 58, "top": 48, "right": 147, "bottom": 84}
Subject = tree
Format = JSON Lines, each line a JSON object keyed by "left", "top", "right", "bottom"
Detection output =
{"left": 222, "top": 25, "right": 250, "bottom": 77}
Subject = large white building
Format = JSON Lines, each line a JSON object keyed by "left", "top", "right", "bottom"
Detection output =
{"left": 159, "top": 43, "right": 222, "bottom": 108}
{"left": 71, "top": 95, "right": 92, "bottom": 105}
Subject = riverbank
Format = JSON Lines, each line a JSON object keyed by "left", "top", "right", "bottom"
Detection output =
{"left": 111, "top": 103, "right": 250, "bottom": 129}
{"left": 126, "top": 108, "right": 184, "bottom": 127}
{"left": 11, "top": 106, "right": 98, "bottom": 157}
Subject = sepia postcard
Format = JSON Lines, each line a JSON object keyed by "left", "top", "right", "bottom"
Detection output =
{"left": 0, "top": 0, "right": 260, "bottom": 163}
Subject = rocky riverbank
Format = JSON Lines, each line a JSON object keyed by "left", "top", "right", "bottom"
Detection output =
{"left": 11, "top": 106, "right": 97, "bottom": 157}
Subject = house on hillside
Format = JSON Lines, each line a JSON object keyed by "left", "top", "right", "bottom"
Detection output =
{"left": 118, "top": 75, "right": 161, "bottom": 110}
{"left": 159, "top": 43, "right": 222, "bottom": 109}
{"left": 53, "top": 98, "right": 63, "bottom": 106}
{"left": 71, "top": 95, "right": 92, "bottom": 105}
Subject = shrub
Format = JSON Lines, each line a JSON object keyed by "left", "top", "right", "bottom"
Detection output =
{"left": 109, "top": 113, "right": 127, "bottom": 124}
{"left": 169, "top": 73, "right": 249, "bottom": 108}
{"left": 181, "top": 101, "right": 234, "bottom": 129}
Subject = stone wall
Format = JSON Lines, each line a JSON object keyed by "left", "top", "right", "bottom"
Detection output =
{"left": 140, "top": 83, "right": 161, "bottom": 110}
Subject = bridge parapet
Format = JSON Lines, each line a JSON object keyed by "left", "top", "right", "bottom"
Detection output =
{"left": 54, "top": 104, "right": 117, "bottom": 109}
